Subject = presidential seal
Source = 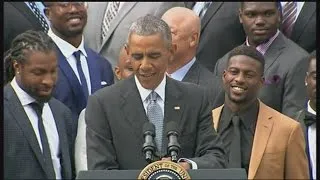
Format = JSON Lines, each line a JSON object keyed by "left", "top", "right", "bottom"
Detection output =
{"left": 138, "top": 160, "right": 191, "bottom": 179}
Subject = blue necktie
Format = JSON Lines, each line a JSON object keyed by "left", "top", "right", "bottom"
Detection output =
{"left": 147, "top": 91, "right": 164, "bottom": 153}
{"left": 73, "top": 51, "right": 89, "bottom": 100}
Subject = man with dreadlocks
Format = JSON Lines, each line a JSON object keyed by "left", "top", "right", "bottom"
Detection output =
{"left": 4, "top": 30, "right": 75, "bottom": 179}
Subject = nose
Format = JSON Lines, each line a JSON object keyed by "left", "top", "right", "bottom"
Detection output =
{"left": 42, "top": 73, "right": 56, "bottom": 87}
{"left": 255, "top": 16, "right": 266, "bottom": 26}
{"left": 234, "top": 73, "right": 245, "bottom": 84}
{"left": 139, "top": 58, "right": 152, "bottom": 72}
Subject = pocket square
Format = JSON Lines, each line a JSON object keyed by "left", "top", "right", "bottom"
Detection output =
{"left": 264, "top": 75, "right": 281, "bottom": 85}
{"left": 101, "top": 81, "right": 108, "bottom": 86}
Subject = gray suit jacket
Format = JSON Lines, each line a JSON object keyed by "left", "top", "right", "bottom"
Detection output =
{"left": 4, "top": 84, "right": 75, "bottom": 179}
{"left": 186, "top": 2, "right": 246, "bottom": 72}
{"left": 84, "top": 2, "right": 185, "bottom": 68}
{"left": 287, "top": 2, "right": 316, "bottom": 53}
{"left": 86, "top": 76, "right": 226, "bottom": 170}
{"left": 213, "top": 32, "right": 309, "bottom": 119}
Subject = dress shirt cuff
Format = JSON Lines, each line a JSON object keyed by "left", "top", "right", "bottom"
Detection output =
{"left": 178, "top": 158, "right": 198, "bottom": 169}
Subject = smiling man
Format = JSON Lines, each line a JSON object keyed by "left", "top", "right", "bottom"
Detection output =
{"left": 212, "top": 45, "right": 309, "bottom": 179}
{"left": 85, "top": 15, "right": 226, "bottom": 170}
{"left": 213, "top": 2, "right": 309, "bottom": 119}
{"left": 44, "top": 2, "right": 114, "bottom": 122}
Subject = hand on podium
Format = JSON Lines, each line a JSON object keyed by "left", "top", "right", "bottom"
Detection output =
{"left": 161, "top": 157, "right": 191, "bottom": 170}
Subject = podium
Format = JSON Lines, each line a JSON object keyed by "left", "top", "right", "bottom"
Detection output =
{"left": 77, "top": 168, "right": 247, "bottom": 179}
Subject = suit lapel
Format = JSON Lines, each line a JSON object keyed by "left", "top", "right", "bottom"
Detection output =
{"left": 120, "top": 77, "right": 149, "bottom": 139}
{"left": 4, "top": 85, "right": 51, "bottom": 178}
{"left": 85, "top": 47, "right": 102, "bottom": 94}
{"left": 263, "top": 33, "right": 286, "bottom": 72}
{"left": 13, "top": 2, "right": 43, "bottom": 29}
{"left": 201, "top": 2, "right": 223, "bottom": 32}
{"left": 182, "top": 61, "right": 199, "bottom": 84}
{"left": 94, "top": 2, "right": 109, "bottom": 48}
{"left": 248, "top": 101, "right": 274, "bottom": 179}
{"left": 290, "top": 2, "right": 315, "bottom": 42}
{"left": 49, "top": 100, "right": 72, "bottom": 179}
{"left": 161, "top": 77, "right": 184, "bottom": 156}
{"left": 55, "top": 46, "right": 87, "bottom": 107}
{"left": 212, "top": 105, "right": 224, "bottom": 131}
{"left": 99, "top": 2, "right": 137, "bottom": 52}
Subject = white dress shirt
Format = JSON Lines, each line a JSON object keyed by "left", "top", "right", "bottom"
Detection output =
{"left": 11, "top": 77, "right": 61, "bottom": 179}
{"left": 48, "top": 29, "right": 92, "bottom": 95}
{"left": 280, "top": 2, "right": 305, "bottom": 23}
{"left": 307, "top": 100, "right": 316, "bottom": 179}
{"left": 134, "top": 75, "right": 198, "bottom": 169}
{"left": 168, "top": 57, "right": 196, "bottom": 81}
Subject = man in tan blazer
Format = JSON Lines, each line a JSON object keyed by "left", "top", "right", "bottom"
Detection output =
{"left": 212, "top": 45, "right": 309, "bottom": 179}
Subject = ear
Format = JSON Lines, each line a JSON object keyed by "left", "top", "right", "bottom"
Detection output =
{"left": 222, "top": 70, "right": 227, "bottom": 83}
{"left": 44, "top": 7, "right": 51, "bottom": 20}
{"left": 305, "top": 73, "right": 309, "bottom": 86}
{"left": 238, "top": 9, "right": 243, "bottom": 24}
{"left": 114, "top": 66, "right": 121, "bottom": 81}
{"left": 124, "top": 44, "right": 130, "bottom": 56}
{"left": 259, "top": 76, "right": 265, "bottom": 88}
{"left": 189, "top": 31, "right": 199, "bottom": 48}
{"left": 169, "top": 43, "right": 177, "bottom": 57}
{"left": 13, "top": 60, "right": 20, "bottom": 75}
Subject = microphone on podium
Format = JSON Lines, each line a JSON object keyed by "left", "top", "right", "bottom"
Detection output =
{"left": 142, "top": 122, "right": 156, "bottom": 163}
{"left": 166, "top": 121, "right": 181, "bottom": 163}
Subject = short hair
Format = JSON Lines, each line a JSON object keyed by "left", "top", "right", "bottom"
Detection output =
{"left": 227, "top": 45, "right": 265, "bottom": 74}
{"left": 4, "top": 30, "right": 56, "bottom": 84}
{"left": 240, "top": 2, "right": 280, "bottom": 10}
{"left": 127, "top": 14, "right": 172, "bottom": 48}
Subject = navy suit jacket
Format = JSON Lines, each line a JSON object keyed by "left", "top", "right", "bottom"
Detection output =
{"left": 52, "top": 45, "right": 114, "bottom": 123}
{"left": 4, "top": 84, "right": 75, "bottom": 179}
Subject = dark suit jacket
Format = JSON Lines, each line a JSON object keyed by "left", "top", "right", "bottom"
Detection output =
{"left": 52, "top": 45, "right": 114, "bottom": 123}
{"left": 4, "top": 84, "right": 75, "bottom": 179}
{"left": 182, "top": 60, "right": 221, "bottom": 108}
{"left": 214, "top": 32, "right": 309, "bottom": 119}
{"left": 286, "top": 2, "right": 316, "bottom": 53}
{"left": 185, "top": 2, "right": 246, "bottom": 72}
{"left": 86, "top": 76, "right": 226, "bottom": 170}
{"left": 4, "top": 2, "right": 44, "bottom": 52}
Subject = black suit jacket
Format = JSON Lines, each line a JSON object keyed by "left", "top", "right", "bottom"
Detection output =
{"left": 4, "top": 84, "right": 75, "bottom": 179}
{"left": 214, "top": 32, "right": 309, "bottom": 119}
{"left": 182, "top": 60, "right": 221, "bottom": 108}
{"left": 186, "top": 2, "right": 245, "bottom": 72}
{"left": 86, "top": 76, "right": 226, "bottom": 170}
{"left": 286, "top": 2, "right": 316, "bottom": 53}
{"left": 4, "top": 2, "right": 45, "bottom": 52}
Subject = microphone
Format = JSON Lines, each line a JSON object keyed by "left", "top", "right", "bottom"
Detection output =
{"left": 142, "top": 122, "right": 156, "bottom": 163}
{"left": 166, "top": 121, "right": 181, "bottom": 163}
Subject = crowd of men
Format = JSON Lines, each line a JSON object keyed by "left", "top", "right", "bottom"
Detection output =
{"left": 4, "top": 2, "right": 316, "bottom": 179}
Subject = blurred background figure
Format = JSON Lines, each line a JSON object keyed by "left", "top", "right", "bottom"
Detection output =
{"left": 294, "top": 51, "right": 317, "bottom": 180}
{"left": 114, "top": 46, "right": 133, "bottom": 81}
{"left": 84, "top": 2, "right": 185, "bottom": 71}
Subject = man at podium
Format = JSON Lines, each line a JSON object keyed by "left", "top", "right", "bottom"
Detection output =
{"left": 85, "top": 15, "right": 226, "bottom": 170}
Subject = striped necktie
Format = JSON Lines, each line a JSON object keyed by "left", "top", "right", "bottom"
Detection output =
{"left": 101, "top": 2, "right": 120, "bottom": 42}
{"left": 199, "top": 2, "right": 211, "bottom": 19}
{"left": 281, "top": 2, "right": 297, "bottom": 37}
{"left": 28, "top": 2, "right": 49, "bottom": 33}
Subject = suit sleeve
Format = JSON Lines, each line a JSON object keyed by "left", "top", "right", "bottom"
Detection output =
{"left": 188, "top": 89, "right": 227, "bottom": 168}
{"left": 285, "top": 123, "right": 309, "bottom": 179}
{"left": 282, "top": 55, "right": 308, "bottom": 118}
{"left": 86, "top": 94, "right": 119, "bottom": 170}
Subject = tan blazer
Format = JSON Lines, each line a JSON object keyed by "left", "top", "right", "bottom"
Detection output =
{"left": 212, "top": 100, "right": 309, "bottom": 179}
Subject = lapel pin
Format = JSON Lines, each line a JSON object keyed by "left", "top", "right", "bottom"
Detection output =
{"left": 174, "top": 106, "right": 180, "bottom": 110}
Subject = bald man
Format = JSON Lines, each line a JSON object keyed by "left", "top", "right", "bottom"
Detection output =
{"left": 114, "top": 46, "right": 134, "bottom": 81}
{"left": 162, "top": 7, "right": 221, "bottom": 107}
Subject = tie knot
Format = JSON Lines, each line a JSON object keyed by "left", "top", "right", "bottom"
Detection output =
{"left": 73, "top": 50, "right": 81, "bottom": 61}
{"left": 232, "top": 115, "right": 240, "bottom": 127}
{"left": 148, "top": 91, "right": 158, "bottom": 102}
{"left": 30, "top": 101, "right": 44, "bottom": 116}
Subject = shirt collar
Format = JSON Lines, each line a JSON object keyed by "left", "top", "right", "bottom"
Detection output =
{"left": 134, "top": 75, "right": 166, "bottom": 103}
{"left": 246, "top": 29, "right": 280, "bottom": 55}
{"left": 10, "top": 77, "right": 37, "bottom": 106}
{"left": 222, "top": 100, "right": 259, "bottom": 132}
{"left": 47, "top": 28, "right": 87, "bottom": 59}
{"left": 307, "top": 100, "right": 316, "bottom": 115}
{"left": 169, "top": 57, "right": 196, "bottom": 81}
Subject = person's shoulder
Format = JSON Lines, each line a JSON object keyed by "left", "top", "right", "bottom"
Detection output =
{"left": 49, "top": 97, "right": 72, "bottom": 115}
{"left": 279, "top": 33, "right": 309, "bottom": 57}
{"left": 93, "top": 76, "right": 132, "bottom": 98}
{"left": 85, "top": 47, "right": 112, "bottom": 67}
